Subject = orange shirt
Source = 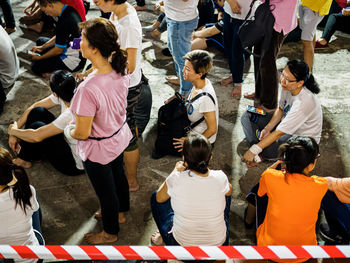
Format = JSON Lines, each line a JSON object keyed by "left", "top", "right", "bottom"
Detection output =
{"left": 257, "top": 169, "right": 328, "bottom": 262}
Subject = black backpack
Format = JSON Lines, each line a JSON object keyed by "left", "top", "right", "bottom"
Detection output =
{"left": 153, "top": 92, "right": 215, "bottom": 158}
{"left": 238, "top": 0, "right": 275, "bottom": 57}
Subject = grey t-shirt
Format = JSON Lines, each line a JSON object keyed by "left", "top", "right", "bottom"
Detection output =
{"left": 0, "top": 26, "right": 19, "bottom": 88}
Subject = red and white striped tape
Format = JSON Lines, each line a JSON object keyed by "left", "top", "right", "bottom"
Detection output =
{"left": 0, "top": 245, "right": 349, "bottom": 261}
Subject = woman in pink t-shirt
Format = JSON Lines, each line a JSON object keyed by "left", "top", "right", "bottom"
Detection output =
{"left": 68, "top": 18, "right": 132, "bottom": 244}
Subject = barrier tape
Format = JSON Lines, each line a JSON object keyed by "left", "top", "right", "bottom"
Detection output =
{"left": 0, "top": 245, "right": 350, "bottom": 261}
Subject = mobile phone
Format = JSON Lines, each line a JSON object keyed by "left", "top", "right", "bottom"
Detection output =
{"left": 26, "top": 50, "right": 41, "bottom": 56}
{"left": 70, "top": 37, "right": 81, "bottom": 50}
{"left": 247, "top": 105, "right": 266, "bottom": 115}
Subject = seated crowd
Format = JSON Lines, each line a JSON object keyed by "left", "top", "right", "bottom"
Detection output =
{"left": 0, "top": 0, "right": 350, "bottom": 260}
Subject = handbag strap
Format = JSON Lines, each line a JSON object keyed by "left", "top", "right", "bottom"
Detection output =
{"left": 242, "top": 0, "right": 258, "bottom": 22}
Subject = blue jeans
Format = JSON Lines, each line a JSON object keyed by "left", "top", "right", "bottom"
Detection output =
{"left": 321, "top": 191, "right": 350, "bottom": 237}
{"left": 150, "top": 190, "right": 231, "bottom": 245}
{"left": 223, "top": 12, "right": 244, "bottom": 86}
{"left": 166, "top": 16, "right": 198, "bottom": 96}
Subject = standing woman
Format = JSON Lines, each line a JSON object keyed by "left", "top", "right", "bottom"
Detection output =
{"left": 69, "top": 18, "right": 132, "bottom": 244}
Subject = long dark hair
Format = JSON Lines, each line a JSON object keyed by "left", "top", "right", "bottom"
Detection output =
{"left": 278, "top": 136, "right": 319, "bottom": 175}
{"left": 287, "top": 59, "right": 320, "bottom": 94}
{"left": 0, "top": 148, "right": 32, "bottom": 213}
{"left": 182, "top": 134, "right": 212, "bottom": 174}
{"left": 79, "top": 18, "right": 128, "bottom": 75}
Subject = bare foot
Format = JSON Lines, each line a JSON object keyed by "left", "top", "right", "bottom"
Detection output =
{"left": 5, "top": 27, "right": 16, "bottom": 34}
{"left": 243, "top": 92, "right": 255, "bottom": 99}
{"left": 220, "top": 75, "right": 233, "bottom": 86}
{"left": 151, "top": 230, "right": 164, "bottom": 246}
{"left": 84, "top": 231, "right": 118, "bottom": 245}
{"left": 133, "top": 4, "right": 147, "bottom": 11}
{"left": 319, "top": 38, "right": 327, "bottom": 45}
{"left": 94, "top": 210, "right": 126, "bottom": 224}
{"left": 129, "top": 184, "right": 140, "bottom": 192}
{"left": 13, "top": 158, "right": 32, "bottom": 169}
{"left": 165, "top": 75, "right": 180, "bottom": 85}
{"left": 231, "top": 86, "right": 242, "bottom": 99}
{"left": 26, "top": 21, "right": 44, "bottom": 33}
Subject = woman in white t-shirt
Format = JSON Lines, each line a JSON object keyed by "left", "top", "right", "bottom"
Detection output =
{"left": 173, "top": 50, "right": 219, "bottom": 152}
{"left": 0, "top": 147, "right": 42, "bottom": 263}
{"left": 7, "top": 70, "right": 83, "bottom": 175}
{"left": 241, "top": 59, "right": 322, "bottom": 166}
{"left": 151, "top": 134, "right": 233, "bottom": 246}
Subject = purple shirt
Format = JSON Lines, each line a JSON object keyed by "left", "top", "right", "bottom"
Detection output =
{"left": 70, "top": 71, "right": 132, "bottom": 165}
{"left": 268, "top": 0, "right": 298, "bottom": 35}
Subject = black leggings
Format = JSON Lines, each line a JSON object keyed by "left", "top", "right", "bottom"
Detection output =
{"left": 18, "top": 107, "right": 83, "bottom": 176}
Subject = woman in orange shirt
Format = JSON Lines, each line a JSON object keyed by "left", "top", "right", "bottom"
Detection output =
{"left": 245, "top": 136, "right": 328, "bottom": 262}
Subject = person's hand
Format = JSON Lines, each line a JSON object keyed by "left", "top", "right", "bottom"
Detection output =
{"left": 153, "top": 1, "right": 161, "bottom": 13}
{"left": 8, "top": 121, "right": 18, "bottom": 136}
{"left": 8, "top": 135, "right": 19, "bottom": 153}
{"left": 229, "top": 0, "right": 241, "bottom": 14}
{"left": 342, "top": 8, "right": 350, "bottom": 16}
{"left": 192, "top": 31, "right": 198, "bottom": 40}
{"left": 259, "top": 128, "right": 270, "bottom": 140}
{"left": 175, "top": 161, "right": 186, "bottom": 172}
{"left": 173, "top": 137, "right": 185, "bottom": 152}
{"left": 241, "top": 149, "right": 255, "bottom": 164}
{"left": 24, "top": 1, "right": 36, "bottom": 16}
{"left": 31, "top": 45, "right": 44, "bottom": 53}
{"left": 30, "top": 54, "right": 41, "bottom": 61}
{"left": 75, "top": 72, "right": 86, "bottom": 82}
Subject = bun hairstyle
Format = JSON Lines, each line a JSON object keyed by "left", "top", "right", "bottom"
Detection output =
{"left": 287, "top": 59, "right": 320, "bottom": 94}
{"left": 79, "top": 18, "right": 128, "bottom": 75}
{"left": 278, "top": 136, "right": 319, "bottom": 175}
{"left": 0, "top": 148, "right": 32, "bottom": 213}
{"left": 182, "top": 134, "right": 212, "bottom": 174}
{"left": 183, "top": 50, "right": 213, "bottom": 79}
{"left": 49, "top": 70, "right": 76, "bottom": 103}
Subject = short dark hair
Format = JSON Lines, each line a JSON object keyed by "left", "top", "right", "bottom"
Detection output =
{"left": 38, "top": 0, "right": 60, "bottom": 7}
{"left": 182, "top": 134, "right": 212, "bottom": 174}
{"left": 183, "top": 50, "right": 213, "bottom": 79}
{"left": 49, "top": 70, "right": 76, "bottom": 103}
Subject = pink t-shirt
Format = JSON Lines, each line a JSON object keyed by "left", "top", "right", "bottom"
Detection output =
{"left": 268, "top": 0, "right": 298, "bottom": 35}
{"left": 70, "top": 71, "right": 132, "bottom": 165}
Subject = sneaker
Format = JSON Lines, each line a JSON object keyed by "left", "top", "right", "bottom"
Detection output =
{"left": 315, "top": 40, "right": 329, "bottom": 49}
{"left": 143, "top": 25, "right": 155, "bottom": 32}
{"left": 319, "top": 223, "right": 349, "bottom": 244}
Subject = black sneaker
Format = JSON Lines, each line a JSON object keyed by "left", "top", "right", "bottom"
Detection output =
{"left": 161, "top": 47, "right": 172, "bottom": 57}
{"left": 320, "top": 223, "right": 349, "bottom": 244}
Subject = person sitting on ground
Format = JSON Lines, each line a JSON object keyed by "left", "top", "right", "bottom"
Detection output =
{"left": 7, "top": 70, "right": 84, "bottom": 176}
{"left": 0, "top": 147, "right": 43, "bottom": 256}
{"left": 151, "top": 134, "right": 232, "bottom": 246}
{"left": 241, "top": 59, "right": 322, "bottom": 167}
{"left": 21, "top": 0, "right": 87, "bottom": 33}
{"left": 244, "top": 136, "right": 328, "bottom": 263}
{"left": 29, "top": 0, "right": 86, "bottom": 78}
{"left": 0, "top": 26, "right": 19, "bottom": 114}
{"left": 172, "top": 50, "right": 219, "bottom": 152}
{"left": 320, "top": 176, "right": 350, "bottom": 244}
{"left": 316, "top": 2, "right": 350, "bottom": 48}
{"left": 142, "top": 0, "right": 165, "bottom": 39}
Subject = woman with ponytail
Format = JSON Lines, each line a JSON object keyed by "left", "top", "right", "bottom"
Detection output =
{"left": 244, "top": 136, "right": 327, "bottom": 262}
{"left": 69, "top": 18, "right": 132, "bottom": 244}
{"left": 0, "top": 147, "right": 42, "bottom": 261}
{"left": 151, "top": 134, "right": 232, "bottom": 246}
{"left": 241, "top": 59, "right": 323, "bottom": 166}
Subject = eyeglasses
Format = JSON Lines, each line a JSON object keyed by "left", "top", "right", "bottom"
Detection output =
{"left": 280, "top": 72, "right": 297, "bottom": 83}
{"left": 94, "top": 0, "right": 104, "bottom": 6}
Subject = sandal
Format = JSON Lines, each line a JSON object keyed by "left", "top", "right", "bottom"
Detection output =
{"left": 151, "top": 230, "right": 165, "bottom": 246}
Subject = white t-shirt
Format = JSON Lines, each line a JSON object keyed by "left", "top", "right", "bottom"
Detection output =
{"left": 164, "top": 0, "right": 199, "bottom": 21}
{"left": 110, "top": 9, "right": 142, "bottom": 87}
{"left": 224, "top": 0, "right": 260, "bottom": 20}
{"left": 277, "top": 87, "right": 322, "bottom": 143}
{"left": 166, "top": 169, "right": 230, "bottom": 246}
{"left": 0, "top": 26, "right": 19, "bottom": 88}
{"left": 187, "top": 79, "right": 219, "bottom": 143}
{"left": 49, "top": 94, "right": 83, "bottom": 170}
{"left": 0, "top": 185, "right": 39, "bottom": 246}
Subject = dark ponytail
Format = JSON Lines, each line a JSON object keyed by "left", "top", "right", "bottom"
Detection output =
{"left": 278, "top": 136, "right": 319, "bottom": 175}
{"left": 79, "top": 18, "right": 128, "bottom": 75}
{"left": 0, "top": 148, "right": 32, "bottom": 213}
{"left": 287, "top": 59, "right": 320, "bottom": 94}
{"left": 182, "top": 134, "right": 212, "bottom": 174}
